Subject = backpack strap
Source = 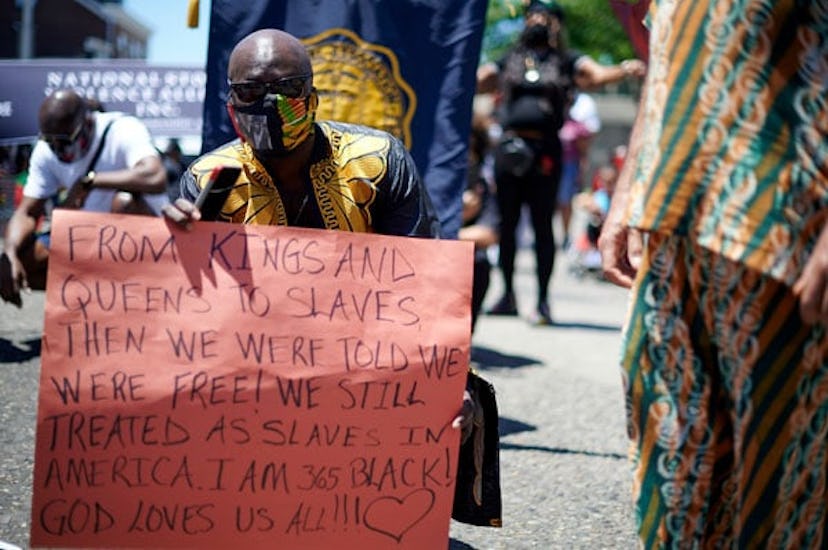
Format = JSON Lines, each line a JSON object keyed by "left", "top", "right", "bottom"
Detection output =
{"left": 85, "top": 117, "right": 116, "bottom": 174}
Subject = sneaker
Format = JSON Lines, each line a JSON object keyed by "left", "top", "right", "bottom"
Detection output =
{"left": 528, "top": 302, "right": 553, "bottom": 326}
{"left": 487, "top": 292, "right": 518, "bottom": 316}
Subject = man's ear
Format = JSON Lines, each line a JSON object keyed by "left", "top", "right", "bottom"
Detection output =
{"left": 225, "top": 102, "right": 246, "bottom": 142}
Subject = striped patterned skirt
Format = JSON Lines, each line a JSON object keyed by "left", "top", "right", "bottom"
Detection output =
{"left": 621, "top": 233, "right": 827, "bottom": 549}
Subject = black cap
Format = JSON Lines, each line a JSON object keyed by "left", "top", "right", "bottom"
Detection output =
{"left": 526, "top": 0, "right": 564, "bottom": 19}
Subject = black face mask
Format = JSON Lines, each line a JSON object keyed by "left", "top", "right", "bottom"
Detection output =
{"left": 522, "top": 24, "right": 550, "bottom": 48}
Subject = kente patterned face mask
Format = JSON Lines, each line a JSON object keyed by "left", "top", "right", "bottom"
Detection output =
{"left": 228, "top": 92, "right": 317, "bottom": 157}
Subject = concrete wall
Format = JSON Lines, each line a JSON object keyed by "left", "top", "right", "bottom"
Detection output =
{"left": 585, "top": 93, "right": 639, "bottom": 181}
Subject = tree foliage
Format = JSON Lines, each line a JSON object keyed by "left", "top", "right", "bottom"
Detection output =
{"left": 482, "top": 0, "right": 635, "bottom": 64}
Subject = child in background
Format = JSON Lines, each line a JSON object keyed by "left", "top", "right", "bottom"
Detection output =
{"left": 570, "top": 163, "right": 618, "bottom": 273}
{"left": 557, "top": 114, "right": 594, "bottom": 250}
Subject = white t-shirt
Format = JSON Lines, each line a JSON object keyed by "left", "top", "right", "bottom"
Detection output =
{"left": 25, "top": 111, "right": 169, "bottom": 214}
{"left": 569, "top": 92, "right": 601, "bottom": 134}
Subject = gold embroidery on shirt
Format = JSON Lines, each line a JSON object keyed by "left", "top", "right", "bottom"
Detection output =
{"left": 310, "top": 126, "right": 389, "bottom": 232}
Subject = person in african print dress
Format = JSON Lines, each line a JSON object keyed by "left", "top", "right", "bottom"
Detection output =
{"left": 599, "top": 1, "right": 827, "bottom": 548}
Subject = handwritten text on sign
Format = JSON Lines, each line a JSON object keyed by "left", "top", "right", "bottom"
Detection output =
{"left": 31, "top": 210, "right": 473, "bottom": 549}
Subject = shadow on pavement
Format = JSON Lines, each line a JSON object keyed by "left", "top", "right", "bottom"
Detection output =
{"left": 471, "top": 345, "right": 542, "bottom": 370}
{"left": 498, "top": 417, "right": 623, "bottom": 459}
{"left": 449, "top": 538, "right": 478, "bottom": 549}
{"left": 499, "top": 416, "right": 537, "bottom": 437}
{"left": 547, "top": 320, "right": 621, "bottom": 332}
{"left": 500, "top": 442, "right": 625, "bottom": 460}
{"left": 0, "top": 337, "right": 41, "bottom": 363}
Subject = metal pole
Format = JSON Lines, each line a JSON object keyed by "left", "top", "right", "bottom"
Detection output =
{"left": 19, "top": 0, "right": 37, "bottom": 59}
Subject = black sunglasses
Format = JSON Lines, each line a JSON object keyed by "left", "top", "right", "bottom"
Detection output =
{"left": 228, "top": 74, "right": 312, "bottom": 103}
{"left": 40, "top": 119, "right": 85, "bottom": 150}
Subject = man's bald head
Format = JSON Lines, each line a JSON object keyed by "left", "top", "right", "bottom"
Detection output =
{"left": 228, "top": 29, "right": 313, "bottom": 85}
{"left": 38, "top": 89, "right": 88, "bottom": 136}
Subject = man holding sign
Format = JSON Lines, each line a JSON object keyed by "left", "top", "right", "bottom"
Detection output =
{"left": 163, "top": 27, "right": 473, "bottom": 425}
{"left": 32, "top": 28, "right": 489, "bottom": 549}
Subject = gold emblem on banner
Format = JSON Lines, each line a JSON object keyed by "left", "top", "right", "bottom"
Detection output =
{"left": 303, "top": 28, "right": 416, "bottom": 148}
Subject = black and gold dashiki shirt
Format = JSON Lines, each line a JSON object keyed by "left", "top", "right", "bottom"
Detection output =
{"left": 180, "top": 121, "right": 440, "bottom": 237}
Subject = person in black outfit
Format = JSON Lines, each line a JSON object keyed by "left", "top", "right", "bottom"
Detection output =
{"left": 477, "top": 0, "right": 644, "bottom": 325}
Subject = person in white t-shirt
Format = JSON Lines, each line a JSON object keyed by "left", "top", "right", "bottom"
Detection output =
{"left": 0, "top": 89, "right": 168, "bottom": 307}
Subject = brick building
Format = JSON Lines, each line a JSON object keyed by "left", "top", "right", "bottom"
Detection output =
{"left": 0, "top": 0, "right": 149, "bottom": 59}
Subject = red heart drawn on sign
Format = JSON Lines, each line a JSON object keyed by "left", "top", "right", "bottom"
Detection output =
{"left": 363, "top": 488, "right": 436, "bottom": 542}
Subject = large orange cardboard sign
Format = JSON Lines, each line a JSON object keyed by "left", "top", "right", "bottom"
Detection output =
{"left": 30, "top": 210, "right": 473, "bottom": 549}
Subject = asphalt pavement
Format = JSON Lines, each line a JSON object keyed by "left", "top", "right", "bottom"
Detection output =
{"left": 449, "top": 245, "right": 637, "bottom": 550}
{"left": 0, "top": 235, "right": 638, "bottom": 550}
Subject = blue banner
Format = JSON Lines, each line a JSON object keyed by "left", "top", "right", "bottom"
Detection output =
{"left": 203, "top": 0, "right": 488, "bottom": 237}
